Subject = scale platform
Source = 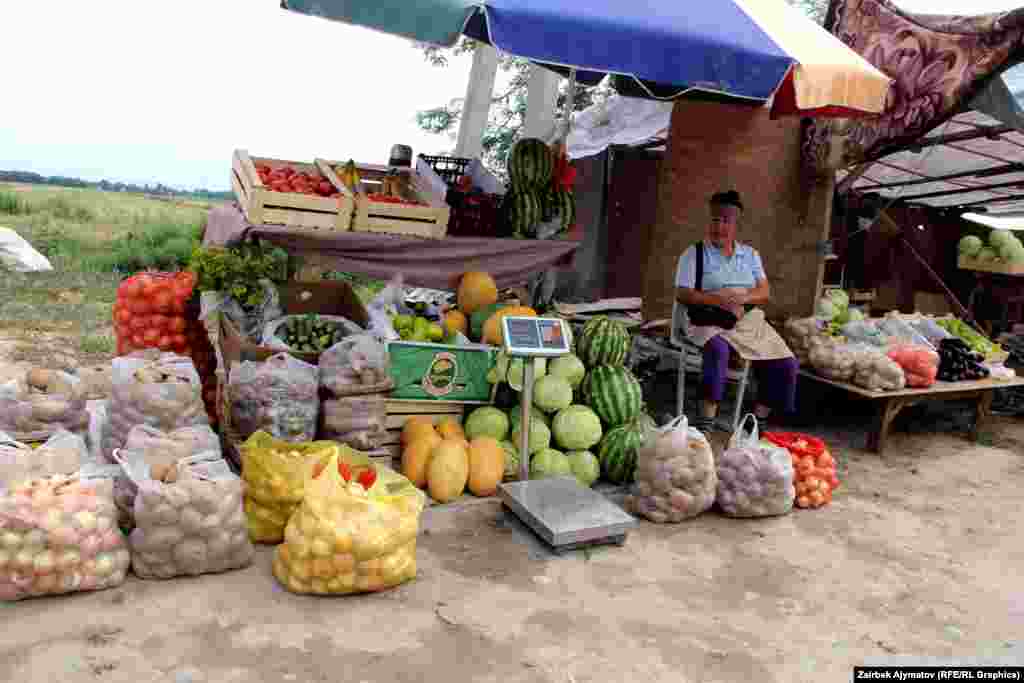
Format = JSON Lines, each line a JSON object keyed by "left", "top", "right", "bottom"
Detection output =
{"left": 498, "top": 477, "right": 638, "bottom": 552}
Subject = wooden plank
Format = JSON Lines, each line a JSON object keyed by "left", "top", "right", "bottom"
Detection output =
{"left": 799, "top": 368, "right": 1024, "bottom": 399}
{"left": 385, "top": 399, "right": 468, "bottom": 414}
{"left": 385, "top": 413, "right": 463, "bottom": 430}
{"left": 958, "top": 255, "right": 1024, "bottom": 276}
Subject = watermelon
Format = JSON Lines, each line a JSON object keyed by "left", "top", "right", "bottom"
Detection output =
{"left": 504, "top": 189, "right": 545, "bottom": 238}
{"left": 584, "top": 365, "right": 643, "bottom": 427}
{"left": 597, "top": 418, "right": 648, "bottom": 485}
{"left": 470, "top": 302, "right": 506, "bottom": 341}
{"left": 508, "top": 138, "right": 554, "bottom": 188}
{"left": 542, "top": 187, "right": 576, "bottom": 232}
{"left": 577, "top": 316, "right": 631, "bottom": 369}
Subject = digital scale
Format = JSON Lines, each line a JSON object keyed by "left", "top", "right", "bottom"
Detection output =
{"left": 496, "top": 316, "right": 637, "bottom": 553}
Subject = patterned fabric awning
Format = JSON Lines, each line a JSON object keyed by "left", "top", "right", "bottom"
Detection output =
{"left": 803, "top": 0, "right": 1024, "bottom": 214}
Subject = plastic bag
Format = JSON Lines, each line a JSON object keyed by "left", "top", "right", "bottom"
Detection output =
{"left": 110, "top": 424, "right": 222, "bottom": 528}
{"left": 114, "top": 449, "right": 252, "bottom": 579}
{"left": 239, "top": 431, "right": 342, "bottom": 544}
{"left": 763, "top": 432, "right": 839, "bottom": 509}
{"left": 272, "top": 449, "right": 425, "bottom": 595}
{"left": 783, "top": 317, "right": 826, "bottom": 364}
{"left": 364, "top": 274, "right": 407, "bottom": 341}
{"left": 319, "top": 334, "right": 394, "bottom": 396}
{"left": 907, "top": 317, "right": 952, "bottom": 345}
{"left": 0, "top": 370, "right": 89, "bottom": 437}
{"left": 886, "top": 343, "right": 939, "bottom": 388}
{"left": 201, "top": 279, "right": 283, "bottom": 342}
{"left": 624, "top": 416, "right": 716, "bottom": 523}
{"left": 851, "top": 348, "right": 906, "bottom": 392}
{"left": 0, "top": 430, "right": 91, "bottom": 491}
{"left": 716, "top": 415, "right": 795, "bottom": 517}
{"left": 321, "top": 395, "right": 388, "bottom": 450}
{"left": 808, "top": 338, "right": 858, "bottom": 381}
{"left": 261, "top": 314, "right": 364, "bottom": 354}
{"left": 840, "top": 320, "right": 889, "bottom": 347}
{"left": 877, "top": 315, "right": 935, "bottom": 350}
{"left": 101, "top": 352, "right": 207, "bottom": 459}
{"left": 228, "top": 353, "right": 319, "bottom": 442}
{"left": 0, "top": 471, "right": 130, "bottom": 601}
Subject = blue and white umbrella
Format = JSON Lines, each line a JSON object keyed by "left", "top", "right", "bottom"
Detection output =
{"left": 281, "top": 0, "right": 891, "bottom": 117}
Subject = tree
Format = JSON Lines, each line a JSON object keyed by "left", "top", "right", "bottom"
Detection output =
{"left": 414, "top": 0, "right": 829, "bottom": 176}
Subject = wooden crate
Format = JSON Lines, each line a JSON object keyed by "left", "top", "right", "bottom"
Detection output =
{"left": 232, "top": 150, "right": 355, "bottom": 231}
{"left": 958, "top": 255, "right": 1024, "bottom": 276}
{"left": 376, "top": 400, "right": 466, "bottom": 462}
{"left": 316, "top": 159, "right": 450, "bottom": 239}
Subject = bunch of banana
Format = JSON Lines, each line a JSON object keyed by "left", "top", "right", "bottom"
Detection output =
{"left": 337, "top": 160, "right": 362, "bottom": 193}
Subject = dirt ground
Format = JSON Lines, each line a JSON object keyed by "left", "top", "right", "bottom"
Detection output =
{"left": 2, "top": 342, "right": 1023, "bottom": 682}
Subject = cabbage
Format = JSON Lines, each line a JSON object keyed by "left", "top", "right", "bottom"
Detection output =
{"left": 958, "top": 235, "right": 983, "bottom": 257}
{"left": 530, "top": 448, "right": 571, "bottom": 479}
{"left": 506, "top": 358, "right": 547, "bottom": 391}
{"left": 464, "top": 406, "right": 510, "bottom": 441}
{"left": 825, "top": 289, "right": 849, "bottom": 312}
{"left": 566, "top": 450, "right": 600, "bottom": 487}
{"left": 511, "top": 418, "right": 551, "bottom": 455}
{"left": 547, "top": 354, "right": 585, "bottom": 389}
{"left": 978, "top": 247, "right": 999, "bottom": 262}
{"left": 999, "top": 236, "right": 1024, "bottom": 264}
{"left": 532, "top": 375, "right": 573, "bottom": 413}
{"left": 509, "top": 405, "right": 550, "bottom": 430}
{"left": 551, "top": 405, "right": 603, "bottom": 451}
{"left": 500, "top": 440, "right": 520, "bottom": 477}
{"left": 847, "top": 308, "right": 865, "bottom": 322}
{"left": 989, "top": 229, "right": 1014, "bottom": 250}
{"left": 816, "top": 298, "right": 838, "bottom": 320}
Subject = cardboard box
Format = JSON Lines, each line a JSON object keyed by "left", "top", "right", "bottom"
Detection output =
{"left": 387, "top": 341, "right": 497, "bottom": 403}
{"left": 219, "top": 280, "right": 369, "bottom": 371}
{"left": 913, "top": 291, "right": 952, "bottom": 316}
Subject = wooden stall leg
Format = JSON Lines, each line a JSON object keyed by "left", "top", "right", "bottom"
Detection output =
{"left": 969, "top": 391, "right": 994, "bottom": 443}
{"left": 868, "top": 397, "right": 905, "bottom": 455}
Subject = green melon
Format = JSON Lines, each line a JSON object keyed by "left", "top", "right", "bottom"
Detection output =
{"left": 508, "top": 138, "right": 554, "bottom": 188}
{"left": 577, "top": 316, "right": 631, "bottom": 369}
{"left": 583, "top": 365, "right": 643, "bottom": 427}
{"left": 597, "top": 418, "right": 647, "bottom": 485}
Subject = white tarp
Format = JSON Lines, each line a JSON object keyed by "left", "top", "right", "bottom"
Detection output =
{"left": 963, "top": 212, "right": 1024, "bottom": 232}
{"left": 566, "top": 95, "right": 673, "bottom": 160}
{"left": 0, "top": 227, "right": 52, "bottom": 272}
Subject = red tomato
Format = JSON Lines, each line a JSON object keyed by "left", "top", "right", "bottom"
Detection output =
{"left": 132, "top": 333, "right": 146, "bottom": 347}
{"left": 355, "top": 467, "right": 377, "bottom": 489}
{"left": 129, "top": 315, "right": 147, "bottom": 331}
{"left": 337, "top": 461, "right": 352, "bottom": 482}
{"left": 312, "top": 461, "right": 327, "bottom": 479}
{"left": 167, "top": 317, "right": 186, "bottom": 333}
{"left": 157, "top": 335, "right": 174, "bottom": 351}
{"left": 153, "top": 290, "right": 174, "bottom": 312}
{"left": 116, "top": 309, "right": 132, "bottom": 324}
{"left": 142, "top": 328, "right": 160, "bottom": 345}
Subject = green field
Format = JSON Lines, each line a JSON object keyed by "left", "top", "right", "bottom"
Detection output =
{"left": 0, "top": 183, "right": 218, "bottom": 363}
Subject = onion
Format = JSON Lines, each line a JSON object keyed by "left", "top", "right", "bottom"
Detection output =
{"left": 13, "top": 549, "right": 36, "bottom": 571}
{"left": 23, "top": 529, "right": 46, "bottom": 549}
{"left": 73, "top": 511, "right": 98, "bottom": 533}
{"left": 49, "top": 525, "right": 79, "bottom": 548}
{"left": 0, "top": 582, "right": 23, "bottom": 601}
{"left": 0, "top": 532, "right": 22, "bottom": 551}
{"left": 99, "top": 530, "right": 122, "bottom": 552}
{"left": 33, "top": 573, "right": 60, "bottom": 594}
{"left": 58, "top": 571, "right": 83, "bottom": 593}
{"left": 80, "top": 534, "right": 101, "bottom": 558}
{"left": 79, "top": 575, "right": 99, "bottom": 591}
{"left": 94, "top": 553, "right": 116, "bottom": 577}
{"left": 0, "top": 549, "right": 8, "bottom": 569}
{"left": 32, "top": 550, "right": 56, "bottom": 576}
{"left": 57, "top": 549, "right": 81, "bottom": 571}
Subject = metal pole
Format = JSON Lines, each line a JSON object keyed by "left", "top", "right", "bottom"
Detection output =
{"left": 518, "top": 359, "right": 535, "bottom": 481}
{"left": 561, "top": 69, "right": 578, "bottom": 141}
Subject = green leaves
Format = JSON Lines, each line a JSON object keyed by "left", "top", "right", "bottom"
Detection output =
{"left": 188, "top": 242, "right": 288, "bottom": 308}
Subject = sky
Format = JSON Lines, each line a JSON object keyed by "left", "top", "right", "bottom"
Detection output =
{"left": 0, "top": 0, "right": 473, "bottom": 191}
{"left": 3, "top": 0, "right": 1024, "bottom": 192}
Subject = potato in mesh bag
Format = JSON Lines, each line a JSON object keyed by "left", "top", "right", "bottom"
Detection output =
{"left": 272, "top": 449, "right": 425, "bottom": 596}
{"left": 716, "top": 415, "right": 795, "bottom": 518}
{"left": 229, "top": 353, "right": 319, "bottom": 443}
{"left": 239, "top": 431, "right": 342, "bottom": 544}
{"left": 625, "top": 416, "right": 716, "bottom": 523}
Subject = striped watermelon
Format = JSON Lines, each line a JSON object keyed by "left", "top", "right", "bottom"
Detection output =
{"left": 542, "top": 187, "right": 576, "bottom": 232}
{"left": 509, "top": 138, "right": 554, "bottom": 188}
{"left": 597, "top": 417, "right": 649, "bottom": 484}
{"left": 577, "top": 316, "right": 631, "bottom": 369}
{"left": 583, "top": 365, "right": 643, "bottom": 427}
{"left": 504, "top": 189, "right": 545, "bottom": 237}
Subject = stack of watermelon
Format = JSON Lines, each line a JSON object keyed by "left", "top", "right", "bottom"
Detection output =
{"left": 576, "top": 317, "right": 650, "bottom": 485}
{"left": 504, "top": 138, "right": 576, "bottom": 238}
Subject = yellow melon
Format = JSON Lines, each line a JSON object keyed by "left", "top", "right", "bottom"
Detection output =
{"left": 402, "top": 418, "right": 437, "bottom": 446}
{"left": 436, "top": 416, "right": 465, "bottom": 441}
{"left": 457, "top": 271, "right": 498, "bottom": 316}
{"left": 467, "top": 437, "right": 505, "bottom": 497}
{"left": 427, "top": 439, "right": 470, "bottom": 503}
{"left": 401, "top": 434, "right": 440, "bottom": 488}
{"left": 482, "top": 306, "right": 537, "bottom": 346}
{"left": 444, "top": 309, "right": 468, "bottom": 336}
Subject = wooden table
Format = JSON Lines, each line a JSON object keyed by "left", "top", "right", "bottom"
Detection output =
{"left": 799, "top": 369, "right": 1024, "bottom": 454}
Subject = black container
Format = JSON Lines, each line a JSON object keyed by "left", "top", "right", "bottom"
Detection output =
{"left": 389, "top": 144, "right": 413, "bottom": 168}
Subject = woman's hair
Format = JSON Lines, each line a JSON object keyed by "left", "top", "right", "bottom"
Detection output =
{"left": 710, "top": 190, "right": 744, "bottom": 211}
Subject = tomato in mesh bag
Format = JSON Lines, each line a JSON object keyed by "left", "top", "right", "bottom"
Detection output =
{"left": 763, "top": 432, "right": 838, "bottom": 509}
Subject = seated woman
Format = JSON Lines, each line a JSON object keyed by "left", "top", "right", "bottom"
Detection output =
{"left": 674, "top": 190, "right": 799, "bottom": 433}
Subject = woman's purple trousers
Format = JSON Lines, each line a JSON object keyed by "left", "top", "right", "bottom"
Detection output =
{"left": 702, "top": 335, "right": 799, "bottom": 413}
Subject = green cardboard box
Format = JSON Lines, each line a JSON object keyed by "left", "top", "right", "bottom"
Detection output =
{"left": 387, "top": 341, "right": 496, "bottom": 403}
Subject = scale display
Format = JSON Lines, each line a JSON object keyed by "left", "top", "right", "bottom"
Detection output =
{"left": 502, "top": 317, "right": 570, "bottom": 357}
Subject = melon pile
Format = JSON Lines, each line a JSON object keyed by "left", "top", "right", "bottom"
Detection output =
{"left": 958, "top": 228, "right": 1024, "bottom": 266}
{"left": 445, "top": 270, "right": 538, "bottom": 347}
{"left": 399, "top": 417, "right": 506, "bottom": 503}
{"left": 503, "top": 137, "right": 576, "bottom": 238}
